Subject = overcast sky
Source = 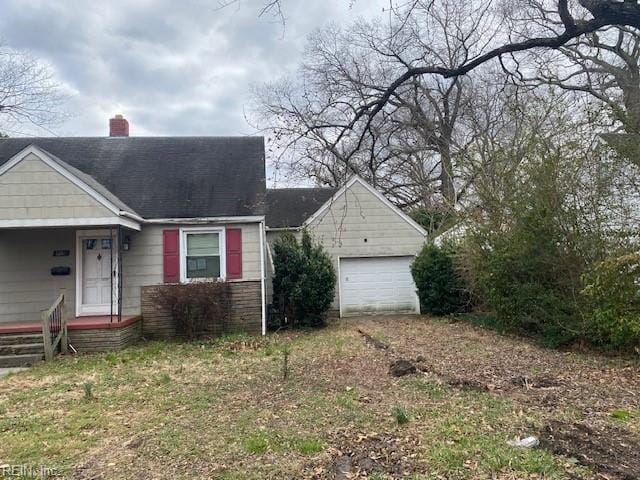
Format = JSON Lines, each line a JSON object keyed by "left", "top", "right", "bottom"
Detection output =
{"left": 0, "top": 0, "right": 385, "bottom": 138}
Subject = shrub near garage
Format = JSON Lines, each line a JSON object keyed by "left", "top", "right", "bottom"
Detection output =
{"left": 272, "top": 230, "right": 336, "bottom": 328}
{"left": 411, "top": 243, "right": 469, "bottom": 315}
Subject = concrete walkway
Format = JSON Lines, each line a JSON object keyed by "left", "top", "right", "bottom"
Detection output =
{"left": 0, "top": 367, "right": 28, "bottom": 378}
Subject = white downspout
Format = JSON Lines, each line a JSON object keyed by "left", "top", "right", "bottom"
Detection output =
{"left": 259, "top": 220, "right": 267, "bottom": 336}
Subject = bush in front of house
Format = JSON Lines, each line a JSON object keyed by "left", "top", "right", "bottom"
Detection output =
{"left": 152, "top": 281, "right": 230, "bottom": 339}
{"left": 411, "top": 243, "right": 469, "bottom": 315}
{"left": 582, "top": 253, "right": 640, "bottom": 349}
{"left": 272, "top": 230, "right": 336, "bottom": 328}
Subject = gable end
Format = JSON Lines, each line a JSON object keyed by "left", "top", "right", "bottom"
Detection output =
{"left": 303, "top": 176, "right": 427, "bottom": 237}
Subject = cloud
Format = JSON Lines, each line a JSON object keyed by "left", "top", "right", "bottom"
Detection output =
{"left": 0, "top": 0, "right": 384, "bottom": 137}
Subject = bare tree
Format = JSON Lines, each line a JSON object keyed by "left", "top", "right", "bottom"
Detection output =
{"left": 216, "top": 0, "right": 285, "bottom": 25}
{"left": 504, "top": 23, "right": 640, "bottom": 135}
{"left": 245, "top": 0, "right": 640, "bottom": 158}
{"left": 253, "top": 2, "right": 502, "bottom": 211}
{"left": 0, "top": 46, "right": 64, "bottom": 135}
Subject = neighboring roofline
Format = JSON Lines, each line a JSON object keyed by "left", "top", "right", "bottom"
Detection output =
{"left": 433, "top": 222, "right": 469, "bottom": 246}
{"left": 302, "top": 175, "right": 428, "bottom": 236}
{"left": 266, "top": 187, "right": 335, "bottom": 191}
{"left": 0, "top": 144, "right": 142, "bottom": 227}
{"left": 143, "top": 215, "right": 265, "bottom": 224}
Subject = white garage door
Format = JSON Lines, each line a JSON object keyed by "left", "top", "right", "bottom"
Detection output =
{"left": 339, "top": 256, "right": 419, "bottom": 316}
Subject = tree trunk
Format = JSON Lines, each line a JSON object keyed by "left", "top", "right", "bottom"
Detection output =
{"left": 438, "top": 133, "right": 456, "bottom": 207}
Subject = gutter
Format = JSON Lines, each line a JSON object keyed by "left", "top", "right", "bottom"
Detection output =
{"left": 144, "top": 216, "right": 266, "bottom": 225}
{"left": 119, "top": 210, "right": 145, "bottom": 223}
{"left": 259, "top": 219, "right": 267, "bottom": 336}
{"left": 265, "top": 226, "right": 301, "bottom": 232}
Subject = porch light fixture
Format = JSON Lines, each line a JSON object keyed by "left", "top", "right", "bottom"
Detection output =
{"left": 122, "top": 235, "right": 131, "bottom": 251}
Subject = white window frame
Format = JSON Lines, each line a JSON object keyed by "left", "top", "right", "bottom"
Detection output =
{"left": 179, "top": 227, "right": 226, "bottom": 283}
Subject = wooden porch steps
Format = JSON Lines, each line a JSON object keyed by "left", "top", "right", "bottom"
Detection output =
{"left": 0, "top": 333, "right": 44, "bottom": 368}
{"left": 0, "top": 343, "right": 44, "bottom": 356}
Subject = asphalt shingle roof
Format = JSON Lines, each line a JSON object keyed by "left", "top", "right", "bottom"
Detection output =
{"left": 0, "top": 137, "right": 265, "bottom": 219}
{"left": 266, "top": 187, "right": 336, "bottom": 228}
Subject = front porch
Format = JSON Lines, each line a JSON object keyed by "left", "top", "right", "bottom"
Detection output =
{"left": 0, "top": 226, "right": 133, "bottom": 315}
{"left": 0, "top": 315, "right": 142, "bottom": 354}
{"left": 0, "top": 314, "right": 141, "bottom": 334}
{"left": 0, "top": 223, "right": 142, "bottom": 356}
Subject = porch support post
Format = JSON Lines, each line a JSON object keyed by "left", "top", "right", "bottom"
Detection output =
{"left": 118, "top": 226, "right": 123, "bottom": 322}
{"left": 109, "top": 227, "right": 114, "bottom": 323}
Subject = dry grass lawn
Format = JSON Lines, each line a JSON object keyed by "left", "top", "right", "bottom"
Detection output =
{"left": 1, "top": 315, "right": 639, "bottom": 479}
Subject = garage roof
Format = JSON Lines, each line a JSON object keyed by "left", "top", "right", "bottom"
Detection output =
{"left": 266, "top": 187, "right": 336, "bottom": 228}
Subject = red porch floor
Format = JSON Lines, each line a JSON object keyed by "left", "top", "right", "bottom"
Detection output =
{"left": 0, "top": 315, "right": 141, "bottom": 334}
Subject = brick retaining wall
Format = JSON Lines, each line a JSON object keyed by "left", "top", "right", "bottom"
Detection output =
{"left": 68, "top": 319, "right": 142, "bottom": 353}
{"left": 141, "top": 281, "right": 262, "bottom": 339}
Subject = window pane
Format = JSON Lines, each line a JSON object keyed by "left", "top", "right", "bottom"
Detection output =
{"left": 186, "top": 256, "right": 220, "bottom": 279}
{"left": 187, "top": 233, "right": 219, "bottom": 256}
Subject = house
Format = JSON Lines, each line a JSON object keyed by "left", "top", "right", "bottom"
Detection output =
{"left": 0, "top": 116, "right": 267, "bottom": 362}
{"left": 0, "top": 115, "right": 427, "bottom": 366}
{"left": 265, "top": 176, "right": 427, "bottom": 317}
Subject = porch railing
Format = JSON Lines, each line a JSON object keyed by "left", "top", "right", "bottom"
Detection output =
{"left": 41, "top": 291, "right": 68, "bottom": 361}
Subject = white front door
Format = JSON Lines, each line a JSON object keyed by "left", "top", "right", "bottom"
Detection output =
{"left": 339, "top": 256, "right": 420, "bottom": 317}
{"left": 79, "top": 235, "right": 116, "bottom": 315}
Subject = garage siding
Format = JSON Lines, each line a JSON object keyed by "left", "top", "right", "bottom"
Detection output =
{"left": 305, "top": 180, "right": 426, "bottom": 310}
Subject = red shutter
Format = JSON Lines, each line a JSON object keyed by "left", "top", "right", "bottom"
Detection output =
{"left": 163, "top": 229, "right": 180, "bottom": 283}
{"left": 226, "top": 228, "right": 242, "bottom": 280}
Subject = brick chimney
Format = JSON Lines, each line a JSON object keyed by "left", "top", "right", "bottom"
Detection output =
{"left": 109, "top": 114, "right": 129, "bottom": 137}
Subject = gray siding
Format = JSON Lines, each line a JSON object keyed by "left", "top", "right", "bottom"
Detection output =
{"left": 266, "top": 181, "right": 426, "bottom": 309}
{"left": 0, "top": 153, "right": 114, "bottom": 221}
{"left": 0, "top": 229, "right": 76, "bottom": 324}
{"left": 0, "top": 222, "right": 263, "bottom": 324}
{"left": 307, "top": 181, "right": 425, "bottom": 255}
{"left": 122, "top": 222, "right": 263, "bottom": 316}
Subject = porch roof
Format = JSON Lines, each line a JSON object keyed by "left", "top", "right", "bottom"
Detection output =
{"left": 0, "top": 216, "right": 141, "bottom": 231}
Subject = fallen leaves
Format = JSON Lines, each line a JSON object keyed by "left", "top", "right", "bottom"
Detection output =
{"left": 3, "top": 315, "right": 640, "bottom": 479}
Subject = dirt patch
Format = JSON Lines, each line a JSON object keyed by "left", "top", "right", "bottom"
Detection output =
{"left": 389, "top": 359, "right": 417, "bottom": 377}
{"left": 351, "top": 316, "right": 640, "bottom": 422}
{"left": 540, "top": 420, "right": 640, "bottom": 480}
{"left": 446, "top": 377, "right": 491, "bottom": 392}
{"left": 322, "top": 430, "right": 422, "bottom": 479}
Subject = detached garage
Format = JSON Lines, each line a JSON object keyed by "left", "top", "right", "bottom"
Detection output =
{"left": 266, "top": 176, "right": 427, "bottom": 317}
